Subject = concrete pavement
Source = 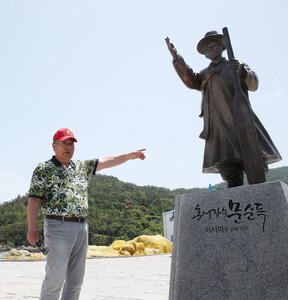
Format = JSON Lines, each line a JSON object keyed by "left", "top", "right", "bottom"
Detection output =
{"left": 0, "top": 254, "right": 171, "bottom": 300}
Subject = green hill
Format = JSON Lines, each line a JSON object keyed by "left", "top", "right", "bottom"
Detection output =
{"left": 0, "top": 166, "right": 287, "bottom": 248}
{"left": 0, "top": 174, "right": 203, "bottom": 248}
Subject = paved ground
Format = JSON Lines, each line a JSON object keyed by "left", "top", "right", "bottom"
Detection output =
{"left": 0, "top": 254, "right": 171, "bottom": 300}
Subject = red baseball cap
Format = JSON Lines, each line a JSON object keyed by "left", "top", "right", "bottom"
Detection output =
{"left": 53, "top": 128, "right": 78, "bottom": 142}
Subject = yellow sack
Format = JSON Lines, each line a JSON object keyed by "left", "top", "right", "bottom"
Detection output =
{"left": 133, "top": 235, "right": 172, "bottom": 254}
{"left": 110, "top": 240, "right": 148, "bottom": 256}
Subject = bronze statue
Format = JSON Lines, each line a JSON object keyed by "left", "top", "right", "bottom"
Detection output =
{"left": 166, "top": 30, "right": 281, "bottom": 187}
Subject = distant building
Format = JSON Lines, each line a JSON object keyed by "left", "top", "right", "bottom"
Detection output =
{"left": 162, "top": 210, "right": 175, "bottom": 242}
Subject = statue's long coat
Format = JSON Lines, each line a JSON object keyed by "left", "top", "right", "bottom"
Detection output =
{"left": 173, "top": 55, "right": 281, "bottom": 173}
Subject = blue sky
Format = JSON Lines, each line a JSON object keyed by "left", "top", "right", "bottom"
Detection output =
{"left": 1, "top": 0, "right": 287, "bottom": 203}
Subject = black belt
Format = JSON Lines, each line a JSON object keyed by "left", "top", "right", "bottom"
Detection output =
{"left": 46, "top": 215, "right": 86, "bottom": 223}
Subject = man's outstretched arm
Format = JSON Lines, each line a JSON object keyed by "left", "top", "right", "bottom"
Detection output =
{"left": 96, "top": 149, "right": 146, "bottom": 172}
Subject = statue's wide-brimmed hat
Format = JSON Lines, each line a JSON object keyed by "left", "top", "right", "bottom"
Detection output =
{"left": 197, "top": 30, "right": 226, "bottom": 54}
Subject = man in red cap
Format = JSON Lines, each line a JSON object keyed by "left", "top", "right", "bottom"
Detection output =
{"left": 165, "top": 31, "right": 281, "bottom": 187}
{"left": 27, "top": 128, "right": 146, "bottom": 300}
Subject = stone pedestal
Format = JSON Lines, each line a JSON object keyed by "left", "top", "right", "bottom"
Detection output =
{"left": 169, "top": 181, "right": 288, "bottom": 300}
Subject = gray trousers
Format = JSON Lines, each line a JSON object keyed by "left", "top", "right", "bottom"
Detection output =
{"left": 40, "top": 218, "right": 88, "bottom": 300}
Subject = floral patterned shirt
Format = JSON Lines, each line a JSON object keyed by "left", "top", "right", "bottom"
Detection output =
{"left": 29, "top": 156, "right": 98, "bottom": 217}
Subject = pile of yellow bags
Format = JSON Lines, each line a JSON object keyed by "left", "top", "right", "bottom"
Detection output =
{"left": 87, "top": 234, "right": 172, "bottom": 257}
{"left": 1, "top": 235, "right": 172, "bottom": 259}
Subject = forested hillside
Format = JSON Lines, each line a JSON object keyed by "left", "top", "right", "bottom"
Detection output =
{"left": 1, "top": 166, "right": 287, "bottom": 248}
{"left": 0, "top": 174, "right": 204, "bottom": 247}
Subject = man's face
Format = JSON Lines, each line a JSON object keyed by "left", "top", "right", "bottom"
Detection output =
{"left": 53, "top": 138, "right": 75, "bottom": 163}
{"left": 204, "top": 42, "right": 223, "bottom": 60}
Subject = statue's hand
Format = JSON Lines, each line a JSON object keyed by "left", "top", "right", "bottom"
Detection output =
{"left": 228, "top": 59, "right": 248, "bottom": 78}
{"left": 227, "top": 58, "right": 240, "bottom": 71}
{"left": 165, "top": 37, "right": 178, "bottom": 59}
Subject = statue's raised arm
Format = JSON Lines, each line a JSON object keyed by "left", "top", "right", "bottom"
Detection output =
{"left": 165, "top": 37, "right": 178, "bottom": 60}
